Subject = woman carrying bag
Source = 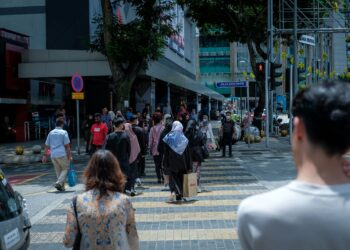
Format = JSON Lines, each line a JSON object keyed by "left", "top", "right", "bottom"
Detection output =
{"left": 163, "top": 121, "right": 192, "bottom": 202}
{"left": 185, "top": 120, "right": 207, "bottom": 193}
{"left": 63, "top": 150, "right": 139, "bottom": 250}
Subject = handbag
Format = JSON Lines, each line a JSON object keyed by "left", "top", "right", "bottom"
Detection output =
{"left": 202, "top": 145, "right": 209, "bottom": 159}
{"left": 183, "top": 173, "right": 197, "bottom": 198}
{"left": 68, "top": 163, "right": 77, "bottom": 187}
{"left": 72, "top": 196, "right": 82, "bottom": 250}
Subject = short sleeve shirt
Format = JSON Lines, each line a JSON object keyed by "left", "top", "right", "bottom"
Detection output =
{"left": 90, "top": 123, "right": 109, "bottom": 146}
{"left": 45, "top": 127, "right": 70, "bottom": 158}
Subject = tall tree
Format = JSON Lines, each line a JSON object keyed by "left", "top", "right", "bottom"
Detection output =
{"left": 178, "top": 0, "right": 333, "bottom": 114}
{"left": 90, "top": 0, "right": 176, "bottom": 109}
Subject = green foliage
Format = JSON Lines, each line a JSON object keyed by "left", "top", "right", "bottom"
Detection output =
{"left": 90, "top": 0, "right": 176, "bottom": 72}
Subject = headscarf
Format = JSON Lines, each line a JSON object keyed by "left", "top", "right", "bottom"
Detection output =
{"left": 163, "top": 121, "right": 188, "bottom": 155}
{"left": 124, "top": 123, "right": 141, "bottom": 164}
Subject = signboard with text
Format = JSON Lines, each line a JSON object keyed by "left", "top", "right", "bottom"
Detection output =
{"left": 216, "top": 81, "right": 247, "bottom": 88}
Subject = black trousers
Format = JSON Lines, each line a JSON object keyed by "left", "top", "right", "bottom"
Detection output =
{"left": 169, "top": 171, "right": 184, "bottom": 197}
{"left": 153, "top": 155, "right": 163, "bottom": 180}
{"left": 222, "top": 136, "right": 232, "bottom": 157}
{"left": 138, "top": 156, "right": 146, "bottom": 176}
{"left": 125, "top": 161, "right": 138, "bottom": 191}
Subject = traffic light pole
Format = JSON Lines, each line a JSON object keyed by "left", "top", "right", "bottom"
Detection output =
{"left": 265, "top": 59, "right": 270, "bottom": 148}
{"left": 268, "top": 0, "right": 274, "bottom": 139}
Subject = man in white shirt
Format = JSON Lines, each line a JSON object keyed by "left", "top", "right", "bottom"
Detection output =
{"left": 43, "top": 118, "right": 72, "bottom": 191}
{"left": 237, "top": 81, "right": 350, "bottom": 250}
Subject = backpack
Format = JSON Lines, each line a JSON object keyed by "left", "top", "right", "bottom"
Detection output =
{"left": 223, "top": 121, "right": 234, "bottom": 134}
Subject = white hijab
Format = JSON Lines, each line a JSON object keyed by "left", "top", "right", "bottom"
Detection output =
{"left": 163, "top": 121, "right": 189, "bottom": 155}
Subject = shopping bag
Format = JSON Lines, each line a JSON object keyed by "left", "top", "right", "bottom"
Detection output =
{"left": 183, "top": 173, "right": 197, "bottom": 198}
{"left": 67, "top": 163, "right": 77, "bottom": 187}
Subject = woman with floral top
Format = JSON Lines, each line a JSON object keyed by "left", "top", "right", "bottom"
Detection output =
{"left": 63, "top": 150, "right": 139, "bottom": 250}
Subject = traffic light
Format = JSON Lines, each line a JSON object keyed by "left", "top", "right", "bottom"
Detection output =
{"left": 256, "top": 62, "right": 265, "bottom": 82}
{"left": 270, "top": 62, "right": 282, "bottom": 90}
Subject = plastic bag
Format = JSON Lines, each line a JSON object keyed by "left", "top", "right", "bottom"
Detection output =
{"left": 67, "top": 163, "right": 77, "bottom": 187}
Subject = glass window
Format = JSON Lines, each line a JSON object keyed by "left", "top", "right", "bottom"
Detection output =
{"left": 0, "top": 172, "right": 21, "bottom": 222}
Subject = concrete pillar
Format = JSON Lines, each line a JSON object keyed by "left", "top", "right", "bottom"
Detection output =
{"left": 208, "top": 97, "right": 212, "bottom": 120}
{"left": 197, "top": 94, "right": 201, "bottom": 114}
{"left": 150, "top": 78, "right": 156, "bottom": 113}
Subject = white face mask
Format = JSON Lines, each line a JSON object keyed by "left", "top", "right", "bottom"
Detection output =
{"left": 226, "top": 116, "right": 231, "bottom": 120}
{"left": 203, "top": 119, "right": 208, "bottom": 122}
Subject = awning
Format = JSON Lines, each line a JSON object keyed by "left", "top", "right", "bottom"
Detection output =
{"left": 19, "top": 49, "right": 225, "bottom": 102}
{"left": 147, "top": 59, "right": 225, "bottom": 102}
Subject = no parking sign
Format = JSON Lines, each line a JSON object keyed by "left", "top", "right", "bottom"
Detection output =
{"left": 71, "top": 73, "right": 84, "bottom": 100}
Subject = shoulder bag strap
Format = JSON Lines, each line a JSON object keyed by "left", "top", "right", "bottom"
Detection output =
{"left": 73, "top": 196, "right": 80, "bottom": 233}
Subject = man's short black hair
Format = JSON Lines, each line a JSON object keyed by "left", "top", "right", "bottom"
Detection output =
{"left": 113, "top": 118, "right": 125, "bottom": 127}
{"left": 130, "top": 115, "right": 138, "bottom": 122}
{"left": 55, "top": 118, "right": 65, "bottom": 127}
{"left": 292, "top": 81, "right": 350, "bottom": 155}
{"left": 94, "top": 113, "right": 101, "bottom": 118}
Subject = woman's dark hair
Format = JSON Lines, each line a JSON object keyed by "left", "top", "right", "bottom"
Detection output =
{"left": 152, "top": 112, "right": 162, "bottom": 124}
{"left": 84, "top": 150, "right": 125, "bottom": 197}
{"left": 292, "top": 81, "right": 350, "bottom": 155}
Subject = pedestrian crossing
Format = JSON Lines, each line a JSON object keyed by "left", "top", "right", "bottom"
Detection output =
{"left": 28, "top": 152, "right": 268, "bottom": 250}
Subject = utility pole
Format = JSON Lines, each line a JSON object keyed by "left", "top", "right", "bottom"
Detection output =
{"left": 266, "top": 0, "right": 273, "bottom": 134}
{"left": 293, "top": 0, "right": 298, "bottom": 96}
{"left": 267, "top": 0, "right": 273, "bottom": 142}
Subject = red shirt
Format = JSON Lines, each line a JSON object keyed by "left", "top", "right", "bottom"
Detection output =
{"left": 90, "top": 123, "right": 108, "bottom": 146}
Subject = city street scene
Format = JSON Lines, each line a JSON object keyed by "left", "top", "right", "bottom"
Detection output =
{"left": 0, "top": 1, "right": 350, "bottom": 250}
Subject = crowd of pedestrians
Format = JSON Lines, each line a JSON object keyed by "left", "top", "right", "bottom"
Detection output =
{"left": 41, "top": 81, "right": 350, "bottom": 249}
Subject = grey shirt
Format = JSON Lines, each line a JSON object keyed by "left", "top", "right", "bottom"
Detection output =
{"left": 237, "top": 180, "right": 350, "bottom": 250}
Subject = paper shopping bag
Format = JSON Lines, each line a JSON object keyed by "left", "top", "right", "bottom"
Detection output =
{"left": 183, "top": 173, "right": 198, "bottom": 198}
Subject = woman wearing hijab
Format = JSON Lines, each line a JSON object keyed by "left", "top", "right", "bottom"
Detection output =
{"left": 124, "top": 123, "right": 141, "bottom": 196}
{"left": 163, "top": 121, "right": 192, "bottom": 202}
{"left": 199, "top": 115, "right": 216, "bottom": 150}
{"left": 185, "top": 120, "right": 206, "bottom": 193}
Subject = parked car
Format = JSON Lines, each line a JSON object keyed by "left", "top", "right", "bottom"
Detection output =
{"left": 0, "top": 168, "right": 31, "bottom": 250}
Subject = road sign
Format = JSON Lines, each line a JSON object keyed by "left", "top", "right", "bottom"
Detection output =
{"left": 72, "top": 92, "right": 84, "bottom": 100}
{"left": 71, "top": 74, "right": 84, "bottom": 92}
{"left": 216, "top": 81, "right": 247, "bottom": 88}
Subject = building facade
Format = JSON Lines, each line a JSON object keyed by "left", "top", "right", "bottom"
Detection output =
{"left": 0, "top": 0, "right": 224, "bottom": 142}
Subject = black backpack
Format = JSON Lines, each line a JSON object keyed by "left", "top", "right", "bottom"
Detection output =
{"left": 223, "top": 121, "right": 234, "bottom": 134}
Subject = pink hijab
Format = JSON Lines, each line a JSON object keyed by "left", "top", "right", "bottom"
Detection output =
{"left": 124, "top": 123, "right": 141, "bottom": 164}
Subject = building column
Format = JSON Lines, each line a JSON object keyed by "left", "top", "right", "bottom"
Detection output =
{"left": 208, "top": 97, "right": 212, "bottom": 120}
{"left": 197, "top": 94, "right": 201, "bottom": 114}
{"left": 150, "top": 78, "right": 156, "bottom": 113}
{"left": 167, "top": 83, "right": 171, "bottom": 107}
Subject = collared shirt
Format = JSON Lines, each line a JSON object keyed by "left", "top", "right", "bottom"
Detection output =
{"left": 45, "top": 127, "right": 70, "bottom": 158}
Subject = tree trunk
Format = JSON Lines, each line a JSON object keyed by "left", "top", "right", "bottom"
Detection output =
{"left": 247, "top": 40, "right": 265, "bottom": 116}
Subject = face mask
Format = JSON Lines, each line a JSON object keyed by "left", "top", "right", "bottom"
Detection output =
{"left": 203, "top": 119, "right": 208, "bottom": 122}
{"left": 226, "top": 116, "right": 231, "bottom": 120}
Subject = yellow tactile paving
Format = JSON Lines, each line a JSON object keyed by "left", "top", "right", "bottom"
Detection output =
{"left": 136, "top": 211, "right": 236, "bottom": 222}
{"left": 138, "top": 229, "right": 238, "bottom": 241}
{"left": 141, "top": 175, "right": 256, "bottom": 182}
{"left": 133, "top": 189, "right": 263, "bottom": 198}
{"left": 31, "top": 229, "right": 238, "bottom": 243}
{"left": 132, "top": 199, "right": 241, "bottom": 208}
